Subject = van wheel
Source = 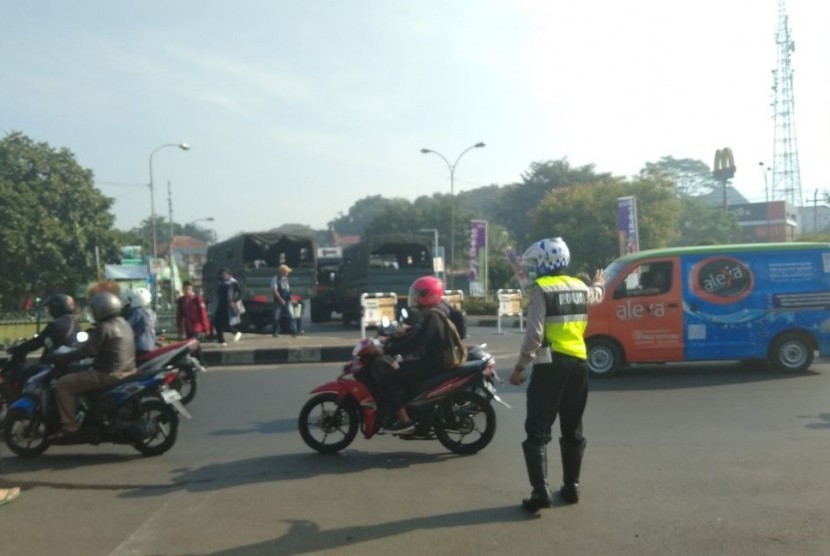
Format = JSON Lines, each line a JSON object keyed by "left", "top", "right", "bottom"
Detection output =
{"left": 587, "top": 339, "right": 621, "bottom": 377}
{"left": 769, "top": 333, "right": 813, "bottom": 373}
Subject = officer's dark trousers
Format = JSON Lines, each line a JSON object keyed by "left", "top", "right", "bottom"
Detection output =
{"left": 524, "top": 354, "right": 588, "bottom": 447}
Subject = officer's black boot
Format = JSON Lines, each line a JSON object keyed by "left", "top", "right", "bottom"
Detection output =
{"left": 521, "top": 440, "right": 552, "bottom": 512}
{"left": 559, "top": 437, "right": 586, "bottom": 504}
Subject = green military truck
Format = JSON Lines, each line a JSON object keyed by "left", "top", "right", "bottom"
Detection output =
{"left": 309, "top": 246, "right": 344, "bottom": 323}
{"left": 338, "top": 234, "right": 434, "bottom": 325}
{"left": 202, "top": 232, "right": 316, "bottom": 332}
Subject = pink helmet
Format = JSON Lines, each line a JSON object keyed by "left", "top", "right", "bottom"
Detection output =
{"left": 408, "top": 276, "right": 444, "bottom": 308}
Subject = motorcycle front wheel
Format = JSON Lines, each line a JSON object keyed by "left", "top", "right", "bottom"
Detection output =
{"left": 298, "top": 393, "right": 359, "bottom": 454}
{"left": 132, "top": 398, "right": 179, "bottom": 456}
{"left": 175, "top": 365, "right": 198, "bottom": 405}
{"left": 3, "top": 409, "right": 49, "bottom": 458}
{"left": 434, "top": 390, "right": 496, "bottom": 455}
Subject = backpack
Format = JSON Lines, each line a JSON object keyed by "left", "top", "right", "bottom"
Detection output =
{"left": 447, "top": 305, "right": 467, "bottom": 340}
{"left": 429, "top": 308, "right": 468, "bottom": 369}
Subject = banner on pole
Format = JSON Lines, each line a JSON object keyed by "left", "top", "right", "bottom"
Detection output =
{"left": 469, "top": 220, "right": 487, "bottom": 296}
{"left": 616, "top": 196, "right": 640, "bottom": 256}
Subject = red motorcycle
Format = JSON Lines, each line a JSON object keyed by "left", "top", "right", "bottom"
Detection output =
{"left": 298, "top": 338, "right": 509, "bottom": 455}
{"left": 136, "top": 338, "right": 205, "bottom": 405}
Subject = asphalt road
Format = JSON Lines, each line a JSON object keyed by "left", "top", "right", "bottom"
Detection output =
{"left": 1, "top": 328, "right": 829, "bottom": 555}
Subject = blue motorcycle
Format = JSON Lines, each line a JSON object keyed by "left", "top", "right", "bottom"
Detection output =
{"left": 3, "top": 342, "right": 192, "bottom": 458}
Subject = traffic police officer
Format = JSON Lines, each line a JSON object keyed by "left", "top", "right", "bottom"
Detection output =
{"left": 510, "top": 237, "right": 605, "bottom": 512}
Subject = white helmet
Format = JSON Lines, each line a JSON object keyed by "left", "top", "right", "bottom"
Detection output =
{"left": 128, "top": 287, "right": 152, "bottom": 308}
{"left": 521, "top": 237, "right": 570, "bottom": 278}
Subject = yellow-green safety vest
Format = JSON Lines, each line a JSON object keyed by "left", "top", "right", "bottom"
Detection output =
{"left": 536, "top": 274, "right": 589, "bottom": 360}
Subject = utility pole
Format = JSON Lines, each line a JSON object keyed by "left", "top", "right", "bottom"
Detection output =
{"left": 771, "top": 0, "right": 802, "bottom": 207}
{"left": 167, "top": 180, "right": 176, "bottom": 305}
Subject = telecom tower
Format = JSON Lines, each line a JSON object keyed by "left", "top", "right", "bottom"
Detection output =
{"left": 770, "top": 0, "right": 802, "bottom": 206}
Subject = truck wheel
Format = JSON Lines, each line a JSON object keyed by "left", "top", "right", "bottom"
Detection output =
{"left": 342, "top": 310, "right": 358, "bottom": 326}
{"left": 769, "top": 333, "right": 813, "bottom": 373}
{"left": 587, "top": 339, "right": 621, "bottom": 377}
{"left": 310, "top": 302, "right": 330, "bottom": 323}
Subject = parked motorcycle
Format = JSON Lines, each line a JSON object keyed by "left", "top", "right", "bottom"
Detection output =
{"left": 3, "top": 341, "right": 193, "bottom": 458}
{"left": 136, "top": 338, "right": 205, "bottom": 404}
{"left": 298, "top": 338, "right": 509, "bottom": 455}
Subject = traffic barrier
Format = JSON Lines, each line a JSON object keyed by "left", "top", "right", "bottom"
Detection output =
{"left": 497, "top": 289, "right": 524, "bottom": 334}
{"left": 442, "top": 289, "right": 464, "bottom": 311}
{"left": 360, "top": 292, "right": 398, "bottom": 339}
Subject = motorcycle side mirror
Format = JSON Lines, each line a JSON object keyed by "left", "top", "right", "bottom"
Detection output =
{"left": 377, "top": 315, "right": 396, "bottom": 337}
{"left": 400, "top": 307, "right": 409, "bottom": 321}
{"left": 76, "top": 331, "right": 89, "bottom": 343}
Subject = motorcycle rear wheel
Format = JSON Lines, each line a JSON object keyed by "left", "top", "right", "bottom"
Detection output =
{"left": 434, "top": 390, "right": 496, "bottom": 455}
{"left": 298, "top": 393, "right": 359, "bottom": 454}
{"left": 132, "top": 398, "right": 179, "bottom": 456}
{"left": 3, "top": 409, "right": 49, "bottom": 458}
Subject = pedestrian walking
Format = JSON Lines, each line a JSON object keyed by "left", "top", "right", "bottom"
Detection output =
{"left": 176, "top": 280, "right": 211, "bottom": 340}
{"left": 214, "top": 268, "right": 243, "bottom": 345}
{"left": 509, "top": 237, "right": 605, "bottom": 512}
{"left": 270, "top": 264, "right": 297, "bottom": 337}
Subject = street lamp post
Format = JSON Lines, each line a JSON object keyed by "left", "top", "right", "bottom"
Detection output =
{"left": 167, "top": 180, "right": 176, "bottom": 307}
{"left": 419, "top": 228, "right": 440, "bottom": 279}
{"left": 191, "top": 217, "right": 216, "bottom": 245}
{"left": 759, "top": 162, "right": 771, "bottom": 237}
{"left": 149, "top": 142, "right": 190, "bottom": 307}
{"left": 420, "top": 142, "right": 485, "bottom": 289}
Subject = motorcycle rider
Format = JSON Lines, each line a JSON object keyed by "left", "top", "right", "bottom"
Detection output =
{"left": 509, "top": 237, "right": 605, "bottom": 511}
{"left": 3, "top": 294, "right": 81, "bottom": 402}
{"left": 46, "top": 292, "right": 137, "bottom": 441}
{"left": 380, "top": 275, "right": 467, "bottom": 433}
{"left": 122, "top": 287, "right": 157, "bottom": 355}
{"left": 6, "top": 293, "right": 80, "bottom": 362}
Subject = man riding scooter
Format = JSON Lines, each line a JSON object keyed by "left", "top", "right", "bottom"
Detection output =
{"left": 45, "top": 292, "right": 137, "bottom": 441}
{"left": 2, "top": 294, "right": 81, "bottom": 402}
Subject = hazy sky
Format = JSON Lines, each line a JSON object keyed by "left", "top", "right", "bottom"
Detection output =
{"left": 3, "top": 0, "right": 828, "bottom": 242}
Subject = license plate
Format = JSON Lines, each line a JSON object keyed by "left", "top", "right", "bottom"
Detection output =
{"left": 161, "top": 389, "right": 182, "bottom": 403}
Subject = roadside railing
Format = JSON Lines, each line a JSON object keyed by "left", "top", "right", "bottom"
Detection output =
{"left": 1, "top": 309, "right": 178, "bottom": 349}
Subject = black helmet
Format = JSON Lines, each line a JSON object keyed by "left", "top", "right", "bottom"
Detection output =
{"left": 90, "top": 292, "right": 122, "bottom": 321}
{"left": 45, "top": 293, "right": 76, "bottom": 319}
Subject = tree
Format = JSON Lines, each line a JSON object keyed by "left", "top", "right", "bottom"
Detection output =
{"left": 485, "top": 222, "right": 518, "bottom": 290}
{"left": 640, "top": 156, "right": 739, "bottom": 245}
{"left": 328, "top": 195, "right": 395, "bottom": 236}
{"left": 127, "top": 215, "right": 217, "bottom": 250}
{"left": 0, "top": 132, "right": 120, "bottom": 309}
{"left": 640, "top": 156, "right": 718, "bottom": 197}
{"left": 494, "top": 159, "right": 610, "bottom": 246}
{"left": 363, "top": 198, "right": 426, "bottom": 236}
{"left": 530, "top": 176, "right": 681, "bottom": 272}
{"left": 678, "top": 197, "right": 740, "bottom": 245}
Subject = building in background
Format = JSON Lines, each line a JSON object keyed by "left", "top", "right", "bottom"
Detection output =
{"left": 798, "top": 203, "right": 830, "bottom": 235}
{"left": 728, "top": 201, "right": 799, "bottom": 243}
{"left": 160, "top": 236, "right": 209, "bottom": 289}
